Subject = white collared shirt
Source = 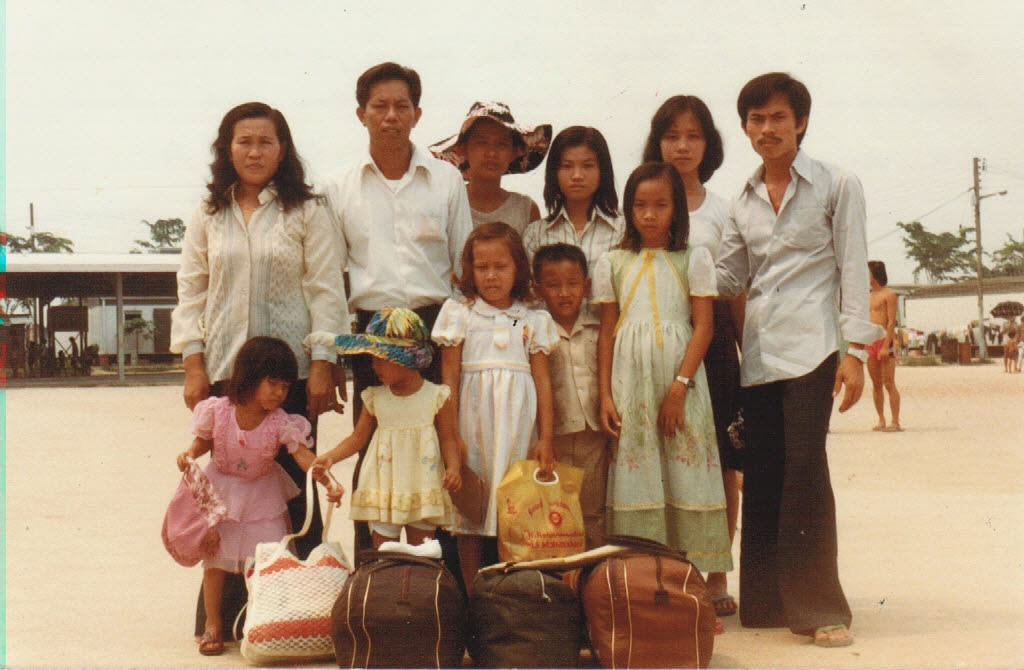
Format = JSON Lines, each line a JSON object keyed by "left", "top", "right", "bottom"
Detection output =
{"left": 549, "top": 310, "right": 601, "bottom": 435}
{"left": 716, "top": 150, "right": 881, "bottom": 386}
{"left": 322, "top": 144, "right": 473, "bottom": 311}
{"left": 170, "top": 186, "right": 349, "bottom": 383}
{"left": 522, "top": 208, "right": 625, "bottom": 277}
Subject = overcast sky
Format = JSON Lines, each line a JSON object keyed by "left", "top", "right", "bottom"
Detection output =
{"left": 4, "top": 0, "right": 1023, "bottom": 285}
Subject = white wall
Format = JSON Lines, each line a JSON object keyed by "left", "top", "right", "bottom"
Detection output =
{"left": 903, "top": 293, "right": 1024, "bottom": 334}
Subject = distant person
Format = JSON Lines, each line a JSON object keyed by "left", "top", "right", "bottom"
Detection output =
{"left": 522, "top": 126, "right": 623, "bottom": 276}
{"left": 1003, "top": 327, "right": 1018, "bottom": 373}
{"left": 429, "top": 101, "right": 550, "bottom": 233}
{"left": 715, "top": 73, "right": 882, "bottom": 648}
{"left": 532, "top": 243, "right": 609, "bottom": 549}
{"left": 69, "top": 335, "right": 81, "bottom": 373}
{"left": 322, "top": 61, "right": 473, "bottom": 554}
{"left": 641, "top": 94, "right": 744, "bottom": 618}
{"left": 867, "top": 260, "right": 902, "bottom": 431}
{"left": 174, "top": 337, "right": 341, "bottom": 656}
{"left": 171, "top": 101, "right": 349, "bottom": 637}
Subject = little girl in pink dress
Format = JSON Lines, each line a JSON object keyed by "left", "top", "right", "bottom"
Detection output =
{"left": 175, "top": 336, "right": 338, "bottom": 656}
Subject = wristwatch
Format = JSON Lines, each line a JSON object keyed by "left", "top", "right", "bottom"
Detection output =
{"left": 847, "top": 347, "right": 868, "bottom": 363}
{"left": 675, "top": 375, "right": 696, "bottom": 388}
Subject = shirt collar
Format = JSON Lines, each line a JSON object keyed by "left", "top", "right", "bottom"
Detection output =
{"left": 469, "top": 298, "right": 529, "bottom": 320}
{"left": 745, "top": 148, "right": 812, "bottom": 192}
{"left": 555, "top": 309, "right": 599, "bottom": 338}
{"left": 228, "top": 182, "right": 278, "bottom": 205}
{"left": 546, "top": 207, "right": 618, "bottom": 231}
{"left": 359, "top": 142, "right": 435, "bottom": 184}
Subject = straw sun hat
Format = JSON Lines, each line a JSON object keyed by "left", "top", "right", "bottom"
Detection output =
{"left": 333, "top": 307, "right": 433, "bottom": 369}
{"left": 429, "top": 101, "right": 552, "bottom": 175}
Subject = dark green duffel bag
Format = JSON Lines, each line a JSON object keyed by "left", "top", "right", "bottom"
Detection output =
{"left": 469, "top": 566, "right": 584, "bottom": 668}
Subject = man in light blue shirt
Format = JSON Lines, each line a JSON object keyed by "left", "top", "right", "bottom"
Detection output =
{"left": 716, "top": 72, "right": 881, "bottom": 648}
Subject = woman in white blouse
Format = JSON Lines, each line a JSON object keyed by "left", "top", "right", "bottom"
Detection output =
{"left": 170, "top": 101, "right": 348, "bottom": 635}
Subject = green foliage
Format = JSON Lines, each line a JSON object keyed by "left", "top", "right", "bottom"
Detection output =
{"left": 2, "top": 231, "right": 74, "bottom": 253}
{"left": 123, "top": 317, "right": 155, "bottom": 340}
{"left": 133, "top": 218, "right": 185, "bottom": 253}
{"left": 897, "top": 220, "right": 977, "bottom": 283}
{"left": 988, "top": 233, "right": 1024, "bottom": 277}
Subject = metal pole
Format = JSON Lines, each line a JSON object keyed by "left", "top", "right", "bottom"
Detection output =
{"left": 116, "top": 272, "right": 125, "bottom": 380}
{"left": 973, "top": 157, "right": 987, "bottom": 360}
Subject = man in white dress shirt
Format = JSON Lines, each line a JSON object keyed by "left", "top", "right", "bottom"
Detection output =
{"left": 715, "top": 72, "right": 881, "bottom": 648}
{"left": 323, "top": 61, "right": 472, "bottom": 552}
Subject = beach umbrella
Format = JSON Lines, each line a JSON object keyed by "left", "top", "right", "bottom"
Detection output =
{"left": 990, "top": 301, "right": 1024, "bottom": 319}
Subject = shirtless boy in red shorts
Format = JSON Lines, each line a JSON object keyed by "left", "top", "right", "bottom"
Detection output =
{"left": 867, "top": 260, "right": 901, "bottom": 431}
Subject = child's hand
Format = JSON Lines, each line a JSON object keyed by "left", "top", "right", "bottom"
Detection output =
{"left": 200, "top": 528, "right": 220, "bottom": 557}
{"left": 534, "top": 439, "right": 556, "bottom": 478}
{"left": 310, "top": 454, "right": 334, "bottom": 477}
{"left": 600, "top": 395, "right": 621, "bottom": 439}
{"left": 177, "top": 451, "right": 191, "bottom": 472}
{"left": 658, "top": 383, "right": 687, "bottom": 438}
{"left": 325, "top": 482, "right": 345, "bottom": 506}
{"left": 442, "top": 467, "right": 462, "bottom": 492}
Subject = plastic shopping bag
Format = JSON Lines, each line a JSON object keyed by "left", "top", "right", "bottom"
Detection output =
{"left": 496, "top": 460, "right": 586, "bottom": 562}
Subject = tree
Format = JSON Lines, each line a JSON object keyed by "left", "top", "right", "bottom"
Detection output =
{"left": 2, "top": 231, "right": 74, "bottom": 253}
{"left": 897, "top": 220, "right": 978, "bottom": 283}
{"left": 133, "top": 218, "right": 185, "bottom": 253}
{"left": 988, "top": 233, "right": 1024, "bottom": 277}
{"left": 1, "top": 230, "right": 75, "bottom": 325}
{"left": 123, "top": 317, "right": 155, "bottom": 353}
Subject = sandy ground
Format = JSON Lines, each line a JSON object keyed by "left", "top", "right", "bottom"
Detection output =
{"left": 5, "top": 364, "right": 1024, "bottom": 668}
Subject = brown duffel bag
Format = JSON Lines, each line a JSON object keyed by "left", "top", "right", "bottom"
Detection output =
{"left": 581, "top": 535, "right": 716, "bottom": 669}
{"left": 331, "top": 550, "right": 466, "bottom": 669}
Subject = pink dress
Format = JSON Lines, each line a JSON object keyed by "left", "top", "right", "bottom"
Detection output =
{"left": 191, "top": 396, "right": 312, "bottom": 573}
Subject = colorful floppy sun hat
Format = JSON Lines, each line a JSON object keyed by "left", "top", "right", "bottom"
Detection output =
{"left": 429, "top": 101, "right": 552, "bottom": 175}
{"left": 334, "top": 307, "right": 433, "bottom": 369}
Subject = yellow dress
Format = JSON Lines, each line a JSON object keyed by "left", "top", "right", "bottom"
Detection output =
{"left": 350, "top": 381, "right": 454, "bottom": 528}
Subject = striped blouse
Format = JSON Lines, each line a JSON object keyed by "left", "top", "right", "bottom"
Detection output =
{"left": 170, "top": 185, "right": 349, "bottom": 383}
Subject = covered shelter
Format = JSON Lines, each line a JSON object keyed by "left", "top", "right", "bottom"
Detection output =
{"left": 3, "top": 253, "right": 180, "bottom": 379}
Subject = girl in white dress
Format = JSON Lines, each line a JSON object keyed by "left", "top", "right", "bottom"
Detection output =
{"left": 594, "top": 163, "right": 732, "bottom": 575}
{"left": 311, "top": 308, "right": 462, "bottom": 548}
{"left": 432, "top": 222, "right": 559, "bottom": 590}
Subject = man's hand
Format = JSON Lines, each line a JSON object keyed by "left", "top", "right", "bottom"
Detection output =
{"left": 832, "top": 353, "right": 865, "bottom": 412}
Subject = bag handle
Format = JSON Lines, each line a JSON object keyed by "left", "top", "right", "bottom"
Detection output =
{"left": 602, "top": 534, "right": 689, "bottom": 561}
{"left": 278, "top": 467, "right": 338, "bottom": 548}
{"left": 357, "top": 549, "right": 447, "bottom": 573}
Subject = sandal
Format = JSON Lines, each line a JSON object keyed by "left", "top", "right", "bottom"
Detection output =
{"left": 199, "top": 630, "right": 224, "bottom": 656}
{"left": 712, "top": 593, "right": 738, "bottom": 617}
{"left": 813, "top": 624, "right": 853, "bottom": 648}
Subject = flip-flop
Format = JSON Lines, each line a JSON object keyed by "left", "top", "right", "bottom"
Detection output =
{"left": 813, "top": 624, "right": 853, "bottom": 648}
{"left": 199, "top": 631, "right": 224, "bottom": 656}
{"left": 712, "top": 593, "right": 738, "bottom": 617}
{"left": 883, "top": 425, "right": 903, "bottom": 432}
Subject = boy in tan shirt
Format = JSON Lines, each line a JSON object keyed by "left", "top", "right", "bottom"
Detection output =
{"left": 533, "top": 243, "right": 609, "bottom": 548}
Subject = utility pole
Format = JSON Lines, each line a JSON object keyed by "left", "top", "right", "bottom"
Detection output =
{"left": 973, "top": 157, "right": 1010, "bottom": 361}
{"left": 973, "top": 157, "right": 986, "bottom": 360}
{"left": 29, "top": 202, "right": 37, "bottom": 251}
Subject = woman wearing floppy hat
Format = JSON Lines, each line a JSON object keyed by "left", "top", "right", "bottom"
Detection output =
{"left": 430, "top": 101, "right": 551, "bottom": 234}
{"left": 310, "top": 308, "right": 463, "bottom": 548}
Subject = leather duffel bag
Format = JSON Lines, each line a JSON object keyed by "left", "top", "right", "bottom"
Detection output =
{"left": 331, "top": 550, "right": 466, "bottom": 669}
{"left": 581, "top": 535, "right": 716, "bottom": 668}
{"left": 469, "top": 566, "right": 584, "bottom": 668}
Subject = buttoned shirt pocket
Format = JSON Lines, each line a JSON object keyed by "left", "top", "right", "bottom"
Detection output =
{"left": 397, "top": 206, "right": 445, "bottom": 243}
{"left": 780, "top": 205, "right": 831, "bottom": 250}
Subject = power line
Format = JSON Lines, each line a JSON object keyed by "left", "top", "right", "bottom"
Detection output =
{"left": 868, "top": 187, "right": 972, "bottom": 244}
